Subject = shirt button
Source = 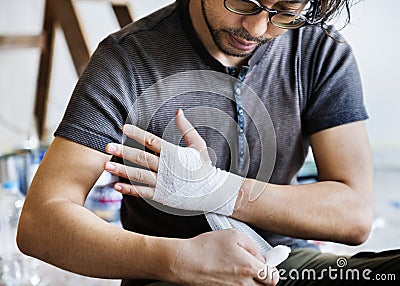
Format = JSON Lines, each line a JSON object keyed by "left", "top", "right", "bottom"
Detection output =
{"left": 240, "top": 151, "right": 245, "bottom": 157}
{"left": 235, "top": 88, "right": 241, "bottom": 95}
{"left": 239, "top": 129, "right": 244, "bottom": 134}
{"left": 238, "top": 109, "right": 244, "bottom": 116}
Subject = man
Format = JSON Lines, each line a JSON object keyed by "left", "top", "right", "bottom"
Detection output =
{"left": 17, "top": 0, "right": 400, "bottom": 285}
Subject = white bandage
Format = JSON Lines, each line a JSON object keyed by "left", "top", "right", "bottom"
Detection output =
{"left": 154, "top": 141, "right": 291, "bottom": 267}
{"left": 153, "top": 141, "right": 244, "bottom": 216}
{"left": 264, "top": 245, "right": 291, "bottom": 267}
{"left": 206, "top": 213, "right": 291, "bottom": 268}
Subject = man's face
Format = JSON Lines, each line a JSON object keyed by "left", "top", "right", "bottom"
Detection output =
{"left": 200, "top": 0, "right": 292, "bottom": 58}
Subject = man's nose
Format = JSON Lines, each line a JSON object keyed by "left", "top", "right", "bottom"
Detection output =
{"left": 241, "top": 11, "right": 270, "bottom": 38}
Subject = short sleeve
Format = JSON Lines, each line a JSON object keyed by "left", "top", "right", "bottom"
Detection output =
{"left": 302, "top": 30, "right": 368, "bottom": 135}
{"left": 54, "top": 35, "right": 137, "bottom": 153}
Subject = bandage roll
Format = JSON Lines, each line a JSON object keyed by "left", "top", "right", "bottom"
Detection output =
{"left": 206, "top": 213, "right": 291, "bottom": 266}
{"left": 205, "top": 213, "right": 273, "bottom": 255}
{"left": 154, "top": 140, "right": 291, "bottom": 267}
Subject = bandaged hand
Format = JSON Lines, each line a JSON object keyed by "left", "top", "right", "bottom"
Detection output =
{"left": 104, "top": 109, "right": 244, "bottom": 215}
{"left": 105, "top": 110, "right": 292, "bottom": 271}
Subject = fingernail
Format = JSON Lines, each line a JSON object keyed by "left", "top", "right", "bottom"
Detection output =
{"left": 123, "top": 124, "right": 134, "bottom": 135}
{"left": 114, "top": 184, "right": 122, "bottom": 191}
{"left": 107, "top": 143, "right": 118, "bottom": 153}
{"left": 259, "top": 255, "right": 266, "bottom": 264}
{"left": 105, "top": 162, "right": 116, "bottom": 171}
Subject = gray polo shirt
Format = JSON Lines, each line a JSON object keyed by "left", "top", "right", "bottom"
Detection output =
{"left": 55, "top": 0, "right": 367, "bottom": 284}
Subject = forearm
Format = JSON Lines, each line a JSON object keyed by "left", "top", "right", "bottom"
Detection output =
{"left": 17, "top": 136, "right": 179, "bottom": 281}
{"left": 17, "top": 199, "right": 178, "bottom": 280}
{"left": 232, "top": 179, "right": 374, "bottom": 245}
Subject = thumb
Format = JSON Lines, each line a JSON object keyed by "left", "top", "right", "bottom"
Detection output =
{"left": 236, "top": 232, "right": 266, "bottom": 263}
{"left": 174, "top": 109, "right": 206, "bottom": 150}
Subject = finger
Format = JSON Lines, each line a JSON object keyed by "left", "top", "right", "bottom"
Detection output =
{"left": 123, "top": 124, "right": 162, "bottom": 154}
{"left": 114, "top": 183, "right": 154, "bottom": 199}
{"left": 174, "top": 109, "right": 206, "bottom": 150}
{"left": 270, "top": 266, "right": 280, "bottom": 285}
{"left": 236, "top": 234, "right": 266, "bottom": 264}
{"left": 253, "top": 277, "right": 276, "bottom": 286}
{"left": 104, "top": 162, "right": 157, "bottom": 186}
{"left": 254, "top": 280, "right": 274, "bottom": 286}
{"left": 236, "top": 246, "right": 271, "bottom": 285}
{"left": 230, "top": 231, "right": 274, "bottom": 284}
{"left": 255, "top": 265, "right": 280, "bottom": 285}
{"left": 106, "top": 143, "right": 159, "bottom": 171}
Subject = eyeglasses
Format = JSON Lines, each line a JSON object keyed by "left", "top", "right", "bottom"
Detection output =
{"left": 224, "top": 0, "right": 321, "bottom": 29}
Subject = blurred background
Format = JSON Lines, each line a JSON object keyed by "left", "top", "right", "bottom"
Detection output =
{"left": 0, "top": 0, "right": 399, "bottom": 285}
{"left": 1, "top": 0, "right": 400, "bottom": 162}
{"left": 0, "top": 0, "right": 175, "bottom": 151}
{"left": 1, "top": 0, "right": 400, "bottom": 165}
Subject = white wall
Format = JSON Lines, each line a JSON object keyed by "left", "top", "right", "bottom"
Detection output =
{"left": 340, "top": 1, "right": 400, "bottom": 167}
{"left": 0, "top": 0, "right": 44, "bottom": 152}
{"left": 0, "top": 0, "right": 173, "bottom": 153}
{"left": 1, "top": 0, "right": 399, "bottom": 167}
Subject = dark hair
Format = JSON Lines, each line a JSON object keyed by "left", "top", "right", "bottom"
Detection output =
{"left": 305, "top": 0, "right": 360, "bottom": 40}
{"left": 320, "top": 0, "right": 359, "bottom": 27}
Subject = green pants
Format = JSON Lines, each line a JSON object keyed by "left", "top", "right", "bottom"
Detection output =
{"left": 144, "top": 248, "right": 400, "bottom": 285}
{"left": 277, "top": 248, "right": 399, "bottom": 285}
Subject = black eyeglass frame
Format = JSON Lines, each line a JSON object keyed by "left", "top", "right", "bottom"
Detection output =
{"left": 223, "top": 0, "right": 322, "bottom": 29}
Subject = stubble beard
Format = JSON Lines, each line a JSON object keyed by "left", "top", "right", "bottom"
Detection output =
{"left": 200, "top": 0, "right": 271, "bottom": 58}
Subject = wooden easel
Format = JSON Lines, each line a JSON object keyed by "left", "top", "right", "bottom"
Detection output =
{"left": 33, "top": 0, "right": 134, "bottom": 140}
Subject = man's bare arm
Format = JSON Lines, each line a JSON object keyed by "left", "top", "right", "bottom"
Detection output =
{"left": 16, "top": 137, "right": 178, "bottom": 279}
{"left": 104, "top": 116, "right": 373, "bottom": 246}
{"left": 17, "top": 137, "right": 274, "bottom": 285}
{"left": 232, "top": 121, "right": 374, "bottom": 245}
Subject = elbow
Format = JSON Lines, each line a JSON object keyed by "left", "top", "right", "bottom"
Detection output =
{"left": 344, "top": 209, "right": 374, "bottom": 246}
{"left": 16, "top": 218, "right": 30, "bottom": 255}
{"left": 341, "top": 182, "right": 374, "bottom": 246}
{"left": 346, "top": 224, "right": 371, "bottom": 246}
{"left": 16, "top": 211, "right": 37, "bottom": 257}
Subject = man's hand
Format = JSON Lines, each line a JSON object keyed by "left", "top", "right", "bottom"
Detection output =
{"left": 104, "top": 109, "right": 204, "bottom": 199}
{"left": 104, "top": 109, "right": 242, "bottom": 216}
{"left": 172, "top": 229, "right": 279, "bottom": 286}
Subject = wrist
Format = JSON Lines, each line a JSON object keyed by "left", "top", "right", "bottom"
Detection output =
{"left": 146, "top": 236, "right": 186, "bottom": 283}
{"left": 232, "top": 178, "right": 266, "bottom": 217}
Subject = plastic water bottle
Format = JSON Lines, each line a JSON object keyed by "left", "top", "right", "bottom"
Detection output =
{"left": 85, "top": 172, "right": 122, "bottom": 223}
{"left": 0, "top": 181, "right": 26, "bottom": 286}
{"left": 0, "top": 182, "right": 24, "bottom": 254}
